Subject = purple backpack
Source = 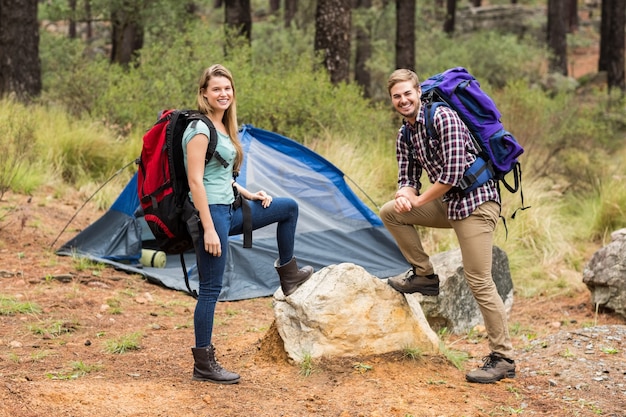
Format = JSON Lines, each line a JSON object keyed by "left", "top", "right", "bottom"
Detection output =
{"left": 420, "top": 67, "right": 524, "bottom": 195}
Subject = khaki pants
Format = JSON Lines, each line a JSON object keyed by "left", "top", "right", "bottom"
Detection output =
{"left": 380, "top": 198, "right": 514, "bottom": 359}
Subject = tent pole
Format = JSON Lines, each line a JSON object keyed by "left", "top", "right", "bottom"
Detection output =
{"left": 50, "top": 160, "right": 136, "bottom": 249}
{"left": 344, "top": 174, "right": 381, "bottom": 210}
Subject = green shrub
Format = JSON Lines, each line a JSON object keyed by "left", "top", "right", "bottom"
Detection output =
{"left": 40, "top": 32, "right": 122, "bottom": 119}
{"left": 0, "top": 100, "right": 39, "bottom": 196}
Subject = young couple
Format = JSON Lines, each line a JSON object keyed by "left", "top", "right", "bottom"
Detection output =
{"left": 183, "top": 64, "right": 514, "bottom": 386}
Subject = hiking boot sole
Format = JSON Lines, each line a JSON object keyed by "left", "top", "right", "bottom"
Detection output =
{"left": 387, "top": 281, "right": 439, "bottom": 296}
{"left": 193, "top": 375, "right": 241, "bottom": 384}
{"left": 465, "top": 370, "right": 516, "bottom": 384}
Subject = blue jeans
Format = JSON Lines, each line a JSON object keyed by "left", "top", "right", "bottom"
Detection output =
{"left": 193, "top": 197, "right": 298, "bottom": 348}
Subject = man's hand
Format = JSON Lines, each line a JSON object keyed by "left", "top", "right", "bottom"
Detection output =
{"left": 394, "top": 195, "right": 412, "bottom": 213}
{"left": 394, "top": 188, "right": 417, "bottom": 213}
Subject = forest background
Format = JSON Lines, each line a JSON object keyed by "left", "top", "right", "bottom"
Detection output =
{"left": 1, "top": 0, "right": 626, "bottom": 302}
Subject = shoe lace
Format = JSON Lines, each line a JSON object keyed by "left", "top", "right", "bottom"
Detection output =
{"left": 404, "top": 270, "right": 416, "bottom": 281}
{"left": 480, "top": 354, "right": 500, "bottom": 369}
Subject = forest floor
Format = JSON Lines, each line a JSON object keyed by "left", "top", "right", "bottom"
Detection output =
{"left": 1, "top": 156, "right": 625, "bottom": 417}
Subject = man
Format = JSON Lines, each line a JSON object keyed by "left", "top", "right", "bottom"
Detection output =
{"left": 380, "top": 68, "right": 515, "bottom": 384}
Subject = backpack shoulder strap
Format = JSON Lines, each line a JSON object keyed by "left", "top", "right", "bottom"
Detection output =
{"left": 188, "top": 113, "right": 229, "bottom": 168}
{"left": 400, "top": 124, "right": 409, "bottom": 146}
{"left": 423, "top": 101, "right": 447, "bottom": 139}
{"left": 399, "top": 124, "right": 418, "bottom": 179}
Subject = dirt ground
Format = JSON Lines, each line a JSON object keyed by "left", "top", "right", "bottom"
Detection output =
{"left": 1, "top": 175, "right": 626, "bottom": 417}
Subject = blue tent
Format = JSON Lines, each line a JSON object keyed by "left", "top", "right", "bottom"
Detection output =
{"left": 57, "top": 125, "right": 408, "bottom": 300}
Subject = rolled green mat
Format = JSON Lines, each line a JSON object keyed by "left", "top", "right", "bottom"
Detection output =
{"left": 140, "top": 249, "right": 167, "bottom": 268}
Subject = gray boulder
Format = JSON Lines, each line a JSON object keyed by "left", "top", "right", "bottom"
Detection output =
{"left": 583, "top": 228, "right": 626, "bottom": 319}
{"left": 417, "top": 246, "right": 514, "bottom": 334}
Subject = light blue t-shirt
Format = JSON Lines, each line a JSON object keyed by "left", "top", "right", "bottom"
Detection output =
{"left": 182, "top": 119, "right": 236, "bottom": 205}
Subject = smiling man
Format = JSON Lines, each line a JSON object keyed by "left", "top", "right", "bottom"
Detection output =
{"left": 379, "top": 68, "right": 516, "bottom": 384}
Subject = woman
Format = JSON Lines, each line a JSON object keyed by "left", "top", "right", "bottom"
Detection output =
{"left": 183, "top": 64, "right": 313, "bottom": 384}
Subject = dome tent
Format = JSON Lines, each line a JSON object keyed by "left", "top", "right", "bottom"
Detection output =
{"left": 57, "top": 125, "right": 408, "bottom": 301}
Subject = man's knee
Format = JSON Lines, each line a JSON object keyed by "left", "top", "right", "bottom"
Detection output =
{"left": 379, "top": 200, "right": 395, "bottom": 224}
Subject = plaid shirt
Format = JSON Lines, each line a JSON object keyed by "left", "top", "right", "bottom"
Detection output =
{"left": 396, "top": 104, "right": 500, "bottom": 220}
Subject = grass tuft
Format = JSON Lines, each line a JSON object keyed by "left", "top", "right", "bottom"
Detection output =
{"left": 0, "top": 295, "right": 41, "bottom": 316}
{"left": 103, "top": 332, "right": 143, "bottom": 354}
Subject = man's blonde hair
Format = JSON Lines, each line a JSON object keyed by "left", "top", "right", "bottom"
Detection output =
{"left": 387, "top": 69, "right": 420, "bottom": 96}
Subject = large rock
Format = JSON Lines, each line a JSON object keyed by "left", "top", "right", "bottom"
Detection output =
{"left": 273, "top": 263, "right": 439, "bottom": 363}
{"left": 272, "top": 247, "right": 515, "bottom": 362}
{"left": 583, "top": 229, "right": 626, "bottom": 319}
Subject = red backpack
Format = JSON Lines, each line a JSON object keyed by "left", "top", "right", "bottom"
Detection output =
{"left": 137, "top": 109, "right": 235, "bottom": 297}
{"left": 137, "top": 109, "right": 225, "bottom": 255}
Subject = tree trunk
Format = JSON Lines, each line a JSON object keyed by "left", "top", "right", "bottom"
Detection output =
{"left": 354, "top": 0, "right": 372, "bottom": 97}
{"left": 604, "top": 0, "right": 625, "bottom": 92}
{"left": 110, "top": 1, "right": 144, "bottom": 67}
{"left": 225, "top": 0, "right": 252, "bottom": 46}
{"left": 567, "top": 0, "right": 578, "bottom": 33}
{"left": 547, "top": 0, "right": 567, "bottom": 75}
{"left": 85, "top": 0, "right": 93, "bottom": 40}
{"left": 284, "top": 0, "right": 297, "bottom": 27}
{"left": 599, "top": 0, "right": 611, "bottom": 71}
{"left": 314, "top": 0, "right": 351, "bottom": 84}
{"left": 69, "top": 0, "right": 77, "bottom": 39}
{"left": 0, "top": 0, "right": 41, "bottom": 100}
{"left": 443, "top": 0, "right": 456, "bottom": 34}
{"left": 395, "top": 0, "right": 415, "bottom": 71}
{"left": 269, "top": 0, "right": 279, "bottom": 14}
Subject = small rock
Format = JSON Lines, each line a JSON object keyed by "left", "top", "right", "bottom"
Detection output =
{"left": 473, "top": 324, "right": 487, "bottom": 334}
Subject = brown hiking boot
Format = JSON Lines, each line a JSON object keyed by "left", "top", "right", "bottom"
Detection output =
{"left": 191, "top": 345, "right": 240, "bottom": 384}
{"left": 465, "top": 353, "right": 516, "bottom": 384}
{"left": 387, "top": 270, "right": 439, "bottom": 296}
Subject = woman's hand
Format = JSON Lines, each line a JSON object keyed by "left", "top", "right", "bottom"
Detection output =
{"left": 249, "top": 190, "right": 273, "bottom": 208}
{"left": 233, "top": 182, "right": 272, "bottom": 208}
{"left": 203, "top": 228, "right": 222, "bottom": 256}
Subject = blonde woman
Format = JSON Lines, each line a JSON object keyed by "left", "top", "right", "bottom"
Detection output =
{"left": 183, "top": 64, "right": 313, "bottom": 384}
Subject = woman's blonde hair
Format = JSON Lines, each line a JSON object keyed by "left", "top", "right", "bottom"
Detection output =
{"left": 197, "top": 64, "right": 243, "bottom": 173}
